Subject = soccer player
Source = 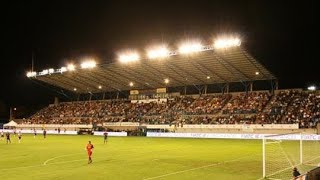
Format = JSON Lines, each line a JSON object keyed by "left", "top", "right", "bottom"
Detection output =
{"left": 293, "top": 167, "right": 301, "bottom": 179}
{"left": 86, "top": 141, "right": 94, "bottom": 164}
{"left": 18, "top": 131, "right": 22, "bottom": 143}
{"left": 6, "top": 132, "right": 11, "bottom": 144}
{"left": 43, "top": 129, "right": 47, "bottom": 139}
{"left": 103, "top": 131, "right": 108, "bottom": 144}
{"left": 0, "top": 131, "right": 4, "bottom": 141}
{"left": 33, "top": 129, "right": 37, "bottom": 138}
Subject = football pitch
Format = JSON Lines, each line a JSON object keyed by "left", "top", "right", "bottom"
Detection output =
{"left": 0, "top": 134, "right": 263, "bottom": 180}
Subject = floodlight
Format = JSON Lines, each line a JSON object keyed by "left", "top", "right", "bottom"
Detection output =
{"left": 308, "top": 85, "right": 316, "bottom": 91}
{"left": 67, "top": 64, "right": 76, "bottom": 71}
{"left": 214, "top": 37, "right": 241, "bottom": 49}
{"left": 41, "top": 69, "right": 49, "bottom": 75}
{"left": 48, "top": 68, "right": 54, "bottom": 74}
{"left": 81, "top": 60, "right": 96, "bottom": 69}
{"left": 73, "top": 88, "right": 77, "bottom": 91}
{"left": 27, "top": 71, "right": 37, "bottom": 77}
{"left": 119, "top": 52, "right": 140, "bottom": 63}
{"left": 129, "top": 82, "right": 134, "bottom": 87}
{"left": 98, "top": 85, "right": 102, "bottom": 89}
{"left": 164, "top": 78, "right": 169, "bottom": 84}
{"left": 26, "top": 72, "right": 32, "bottom": 77}
{"left": 147, "top": 46, "right": 169, "bottom": 59}
{"left": 60, "top": 67, "right": 67, "bottom": 73}
{"left": 179, "top": 42, "right": 203, "bottom": 54}
{"left": 255, "top": 71, "right": 260, "bottom": 75}
{"left": 207, "top": 76, "right": 211, "bottom": 79}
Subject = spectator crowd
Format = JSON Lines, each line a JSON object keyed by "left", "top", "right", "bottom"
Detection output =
{"left": 26, "top": 90, "right": 320, "bottom": 128}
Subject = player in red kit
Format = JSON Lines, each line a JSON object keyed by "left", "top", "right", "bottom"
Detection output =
{"left": 86, "top": 141, "right": 94, "bottom": 164}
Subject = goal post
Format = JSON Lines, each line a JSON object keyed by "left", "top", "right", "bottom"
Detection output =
{"left": 262, "top": 133, "right": 320, "bottom": 179}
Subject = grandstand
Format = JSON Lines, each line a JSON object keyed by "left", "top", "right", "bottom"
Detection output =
{"left": 23, "top": 39, "right": 319, "bottom": 134}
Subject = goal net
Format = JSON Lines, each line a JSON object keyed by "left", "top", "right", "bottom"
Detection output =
{"left": 262, "top": 133, "right": 320, "bottom": 179}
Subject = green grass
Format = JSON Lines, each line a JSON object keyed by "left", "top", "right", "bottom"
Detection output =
{"left": 0, "top": 135, "right": 264, "bottom": 180}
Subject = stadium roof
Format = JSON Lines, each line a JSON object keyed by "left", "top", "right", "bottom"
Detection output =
{"left": 29, "top": 46, "right": 276, "bottom": 94}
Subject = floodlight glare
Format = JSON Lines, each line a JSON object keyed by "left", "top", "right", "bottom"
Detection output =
{"left": 73, "top": 88, "right": 77, "bottom": 91}
{"left": 147, "top": 46, "right": 169, "bottom": 59}
{"left": 129, "top": 82, "right": 134, "bottom": 87}
{"left": 60, "top": 67, "right": 67, "bottom": 73}
{"left": 214, "top": 37, "right": 241, "bottom": 49}
{"left": 26, "top": 71, "right": 36, "bottom": 77}
{"left": 67, "top": 64, "right": 76, "bottom": 71}
{"left": 48, "top": 68, "right": 54, "bottom": 74}
{"left": 81, "top": 60, "right": 96, "bottom": 69}
{"left": 98, "top": 85, "right": 102, "bottom": 89}
{"left": 207, "top": 76, "right": 211, "bottom": 79}
{"left": 41, "top": 69, "right": 49, "bottom": 75}
{"left": 255, "top": 71, "right": 260, "bottom": 75}
{"left": 179, "top": 42, "right": 202, "bottom": 54}
{"left": 308, "top": 85, "right": 316, "bottom": 91}
{"left": 164, "top": 78, "right": 169, "bottom": 84}
{"left": 119, "top": 53, "right": 140, "bottom": 63}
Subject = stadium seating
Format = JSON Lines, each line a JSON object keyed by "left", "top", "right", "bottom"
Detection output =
{"left": 25, "top": 90, "right": 320, "bottom": 128}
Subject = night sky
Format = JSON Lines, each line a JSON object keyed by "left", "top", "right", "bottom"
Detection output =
{"left": 1, "top": 0, "right": 319, "bottom": 119}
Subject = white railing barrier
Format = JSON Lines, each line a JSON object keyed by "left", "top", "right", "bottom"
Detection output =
{"left": 93, "top": 131, "right": 127, "bottom": 136}
{"left": 147, "top": 132, "right": 320, "bottom": 140}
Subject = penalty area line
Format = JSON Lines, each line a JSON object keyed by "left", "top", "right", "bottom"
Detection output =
{"left": 143, "top": 163, "right": 221, "bottom": 180}
{"left": 142, "top": 155, "right": 255, "bottom": 180}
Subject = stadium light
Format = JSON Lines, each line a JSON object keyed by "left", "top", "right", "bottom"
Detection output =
{"left": 307, "top": 85, "right": 316, "bottom": 91}
{"left": 214, "top": 37, "right": 241, "bottom": 49}
{"left": 40, "top": 69, "right": 49, "bottom": 75}
{"left": 67, "top": 64, "right": 76, "bottom": 71}
{"left": 73, "top": 88, "right": 77, "bottom": 91}
{"left": 178, "top": 42, "right": 203, "bottom": 54}
{"left": 164, "top": 78, "right": 169, "bottom": 84}
{"left": 129, "top": 82, "right": 134, "bottom": 87}
{"left": 60, "top": 67, "right": 67, "bottom": 73}
{"left": 147, "top": 46, "right": 170, "bottom": 59}
{"left": 26, "top": 71, "right": 37, "bottom": 77}
{"left": 255, "top": 71, "right": 260, "bottom": 75}
{"left": 48, "top": 68, "right": 54, "bottom": 74}
{"left": 119, "top": 52, "right": 140, "bottom": 63}
{"left": 207, "top": 76, "right": 211, "bottom": 79}
{"left": 98, "top": 85, "right": 102, "bottom": 89}
{"left": 81, "top": 60, "right": 96, "bottom": 69}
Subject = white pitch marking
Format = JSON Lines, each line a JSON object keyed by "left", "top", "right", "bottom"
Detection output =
{"left": 43, "top": 153, "right": 83, "bottom": 165}
{"left": 143, "top": 155, "right": 254, "bottom": 180}
{"left": 143, "top": 163, "right": 221, "bottom": 180}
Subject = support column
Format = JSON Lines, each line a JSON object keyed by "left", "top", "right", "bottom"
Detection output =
{"left": 89, "top": 93, "right": 92, "bottom": 101}
{"left": 9, "top": 107, "right": 13, "bottom": 120}
{"left": 184, "top": 86, "right": 187, "bottom": 95}
{"left": 116, "top": 92, "right": 119, "bottom": 99}
{"left": 102, "top": 92, "right": 106, "bottom": 100}
{"left": 243, "top": 82, "right": 249, "bottom": 94}
{"left": 225, "top": 83, "right": 229, "bottom": 94}
{"left": 270, "top": 79, "right": 279, "bottom": 95}
{"left": 249, "top": 82, "right": 253, "bottom": 92}
{"left": 204, "top": 85, "right": 208, "bottom": 95}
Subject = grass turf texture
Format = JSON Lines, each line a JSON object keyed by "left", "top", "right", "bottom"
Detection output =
{"left": 0, "top": 135, "right": 263, "bottom": 180}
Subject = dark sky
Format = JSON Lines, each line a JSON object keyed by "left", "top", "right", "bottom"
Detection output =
{"left": 1, "top": 0, "right": 319, "bottom": 118}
